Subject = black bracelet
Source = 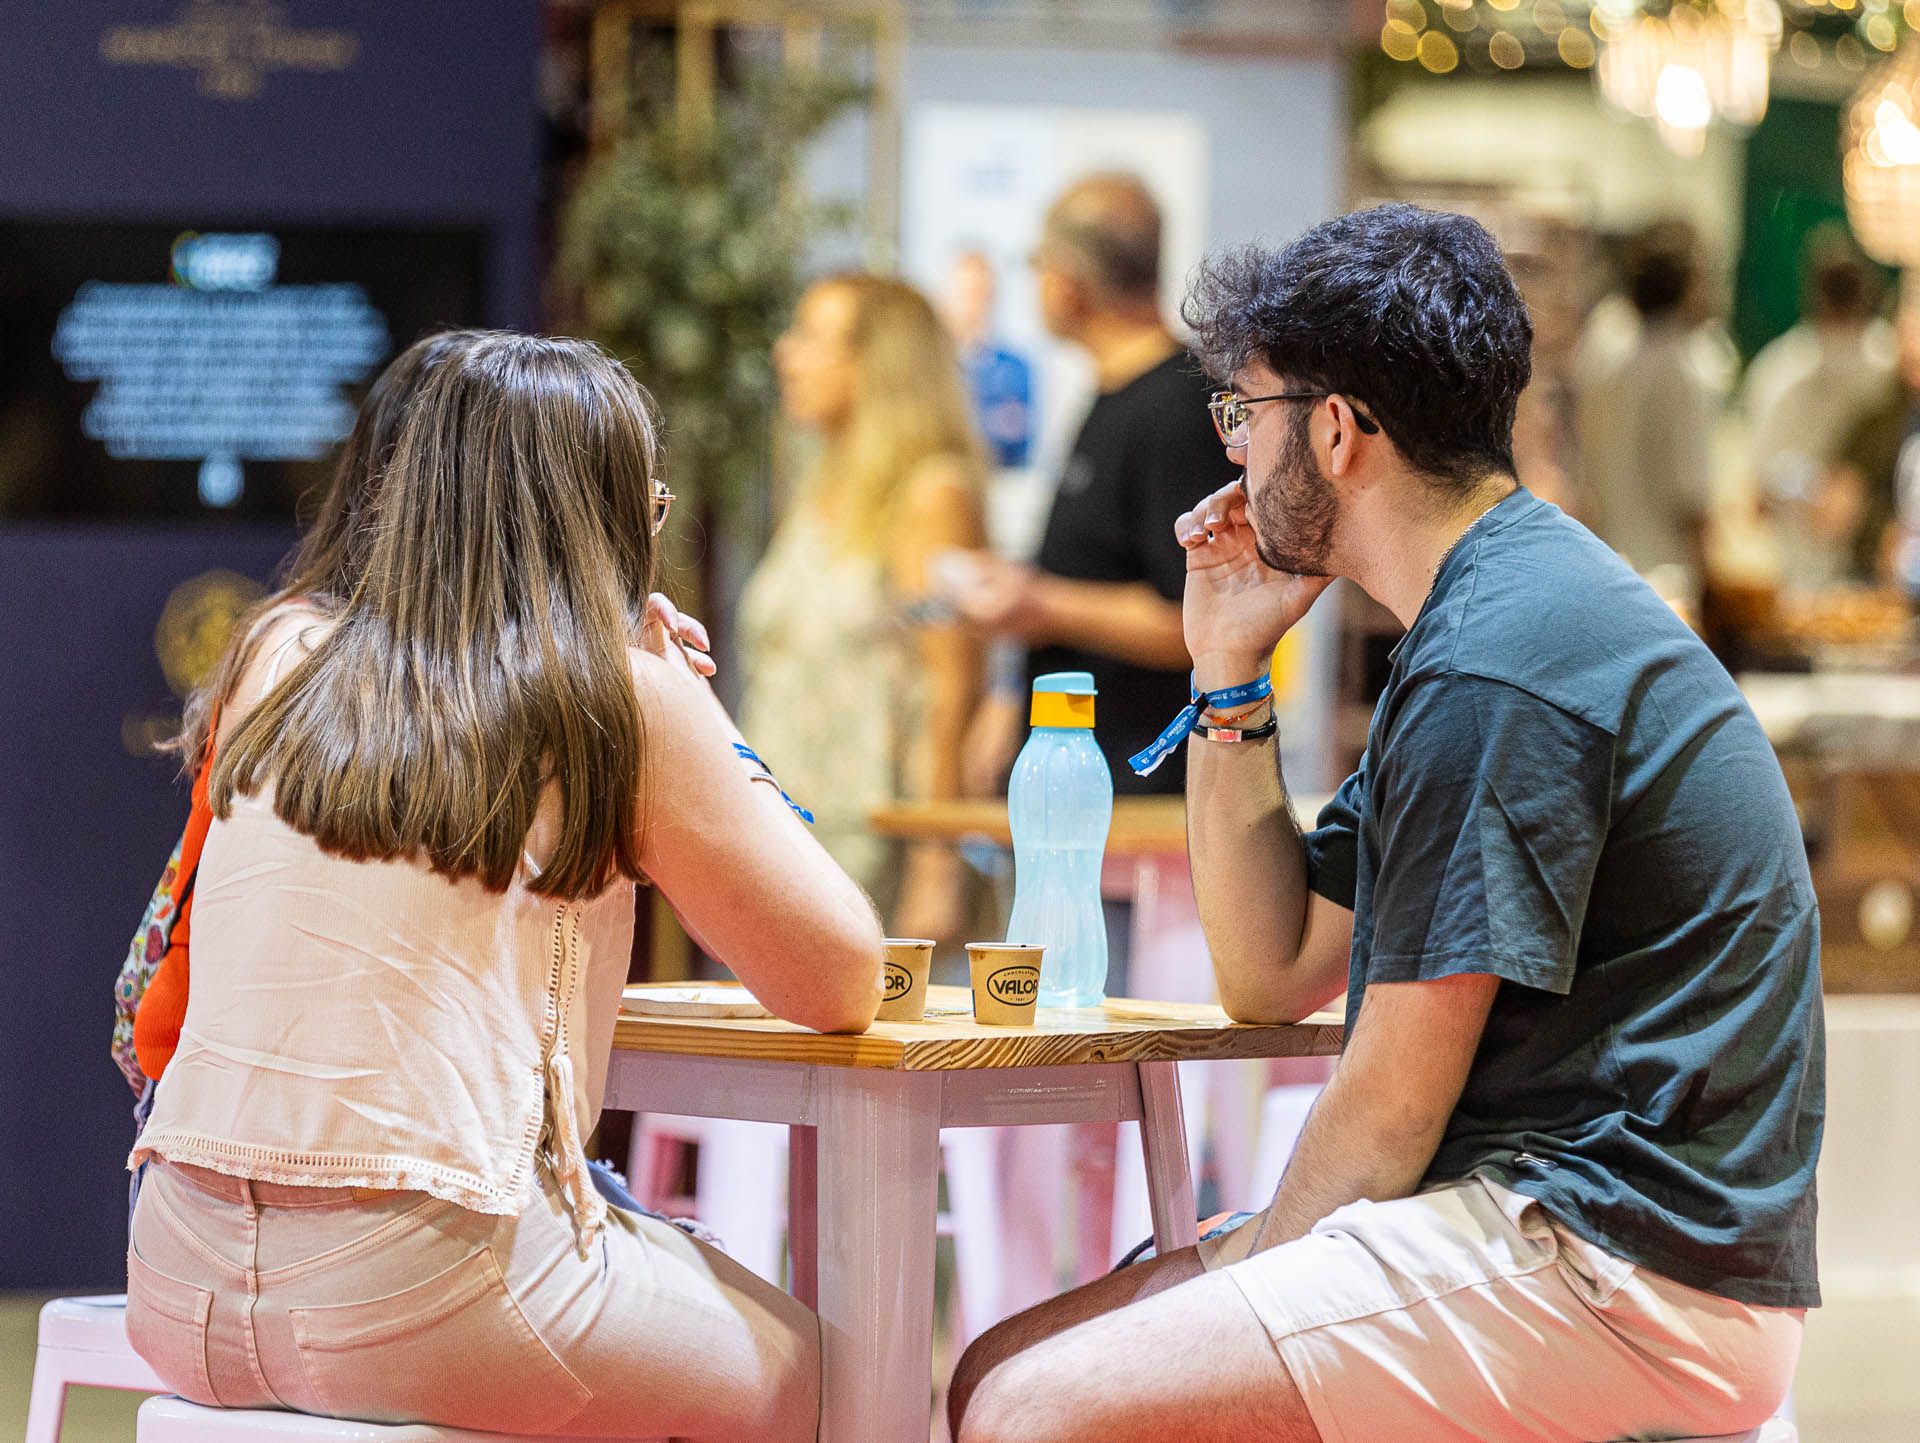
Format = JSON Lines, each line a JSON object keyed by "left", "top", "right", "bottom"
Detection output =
{"left": 1190, "top": 717, "right": 1278, "bottom": 744}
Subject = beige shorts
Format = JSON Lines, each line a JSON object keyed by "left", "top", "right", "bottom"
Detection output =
{"left": 1198, "top": 1175, "right": 1803, "bottom": 1443}
{"left": 127, "top": 1158, "right": 820, "bottom": 1440}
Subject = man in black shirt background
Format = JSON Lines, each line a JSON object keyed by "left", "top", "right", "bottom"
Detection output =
{"left": 957, "top": 173, "right": 1238, "bottom": 795}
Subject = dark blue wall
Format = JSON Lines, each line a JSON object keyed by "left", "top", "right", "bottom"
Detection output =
{"left": 1, "top": 527, "right": 296, "bottom": 1286}
{"left": 0, "top": 1, "right": 541, "bottom": 326}
{"left": 0, "top": 2, "right": 539, "bottom": 1287}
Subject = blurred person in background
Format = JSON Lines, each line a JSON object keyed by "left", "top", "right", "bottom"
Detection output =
{"left": 739, "top": 273, "right": 988, "bottom": 941}
{"left": 1574, "top": 220, "right": 1725, "bottom": 592}
{"left": 952, "top": 173, "right": 1239, "bottom": 798}
{"left": 941, "top": 248, "right": 1035, "bottom": 471}
{"left": 1823, "top": 287, "right": 1920, "bottom": 588}
{"left": 1741, "top": 226, "right": 1895, "bottom": 588}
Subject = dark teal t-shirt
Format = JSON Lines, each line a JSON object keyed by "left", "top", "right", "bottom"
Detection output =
{"left": 1302, "top": 488, "right": 1823, "bottom": 1308}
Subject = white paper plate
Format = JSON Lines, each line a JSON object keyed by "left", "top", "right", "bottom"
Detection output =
{"left": 622, "top": 985, "right": 771, "bottom": 1019}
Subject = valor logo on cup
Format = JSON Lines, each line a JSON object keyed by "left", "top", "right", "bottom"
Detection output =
{"left": 879, "top": 938, "right": 936, "bottom": 1022}
{"left": 966, "top": 940, "right": 1042, "bottom": 1026}
{"left": 986, "top": 966, "right": 1040, "bottom": 1006}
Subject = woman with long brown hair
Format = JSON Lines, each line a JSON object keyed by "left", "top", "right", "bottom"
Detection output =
{"left": 740, "top": 273, "right": 989, "bottom": 941}
{"left": 125, "top": 330, "right": 880, "bottom": 1439}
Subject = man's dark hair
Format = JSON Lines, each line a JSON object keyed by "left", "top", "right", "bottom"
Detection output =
{"left": 1184, "top": 204, "right": 1533, "bottom": 488}
{"left": 1802, "top": 223, "right": 1880, "bottom": 323}
{"left": 1621, "top": 220, "right": 1698, "bottom": 321}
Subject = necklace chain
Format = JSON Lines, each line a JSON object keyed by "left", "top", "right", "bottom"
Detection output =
{"left": 1427, "top": 499, "right": 1503, "bottom": 599}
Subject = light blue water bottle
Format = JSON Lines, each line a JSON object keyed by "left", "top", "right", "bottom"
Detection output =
{"left": 1005, "top": 671, "right": 1114, "bottom": 1008}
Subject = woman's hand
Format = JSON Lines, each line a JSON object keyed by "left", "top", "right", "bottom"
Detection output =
{"left": 947, "top": 552, "right": 1048, "bottom": 640}
{"left": 1175, "top": 478, "right": 1332, "bottom": 687}
{"left": 640, "top": 593, "right": 716, "bottom": 678}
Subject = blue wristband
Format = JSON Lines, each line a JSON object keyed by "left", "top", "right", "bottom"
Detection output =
{"left": 1128, "top": 671, "right": 1273, "bottom": 776}
{"left": 732, "top": 742, "right": 816, "bottom": 824}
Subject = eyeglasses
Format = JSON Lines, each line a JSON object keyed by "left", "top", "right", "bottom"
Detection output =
{"left": 650, "top": 483, "right": 676, "bottom": 536}
{"left": 1207, "top": 390, "right": 1381, "bottom": 449}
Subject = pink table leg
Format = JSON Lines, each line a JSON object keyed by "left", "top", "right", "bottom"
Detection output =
{"left": 1136, "top": 1060, "right": 1196, "bottom": 1257}
{"left": 813, "top": 1068, "right": 942, "bottom": 1443}
{"left": 787, "top": 1123, "right": 817, "bottom": 1309}
{"left": 996, "top": 1124, "right": 1069, "bottom": 1313}
{"left": 939, "top": 1126, "right": 1006, "bottom": 1346}
{"left": 1070, "top": 1122, "right": 1118, "bottom": 1282}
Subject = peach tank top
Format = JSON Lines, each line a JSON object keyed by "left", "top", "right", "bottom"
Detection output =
{"left": 132, "top": 629, "right": 636, "bottom": 1253}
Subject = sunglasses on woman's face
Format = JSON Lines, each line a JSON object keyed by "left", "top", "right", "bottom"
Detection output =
{"left": 650, "top": 484, "right": 676, "bottom": 536}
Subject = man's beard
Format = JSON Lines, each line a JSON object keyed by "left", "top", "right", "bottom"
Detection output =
{"left": 1248, "top": 412, "right": 1338, "bottom": 576}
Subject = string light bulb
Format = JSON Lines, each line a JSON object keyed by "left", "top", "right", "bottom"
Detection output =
{"left": 1844, "top": 36, "right": 1920, "bottom": 264}
{"left": 1596, "top": 0, "right": 1781, "bottom": 152}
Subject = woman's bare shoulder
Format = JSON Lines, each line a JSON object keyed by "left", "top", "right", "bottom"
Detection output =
{"left": 904, "top": 451, "right": 982, "bottom": 502}
{"left": 626, "top": 642, "right": 713, "bottom": 729}
{"left": 220, "top": 599, "right": 336, "bottom": 734}
{"left": 891, "top": 455, "right": 986, "bottom": 567}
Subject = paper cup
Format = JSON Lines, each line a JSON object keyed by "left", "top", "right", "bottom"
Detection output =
{"left": 877, "top": 938, "right": 936, "bottom": 1022}
{"left": 966, "top": 943, "right": 1044, "bottom": 1027}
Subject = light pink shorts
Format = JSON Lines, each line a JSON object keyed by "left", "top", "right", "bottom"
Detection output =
{"left": 1198, "top": 1176, "right": 1803, "bottom": 1443}
{"left": 127, "top": 1158, "right": 819, "bottom": 1439}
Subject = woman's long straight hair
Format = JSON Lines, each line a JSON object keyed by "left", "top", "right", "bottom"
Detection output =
{"left": 175, "top": 330, "right": 479, "bottom": 768}
{"left": 199, "top": 331, "right": 661, "bottom": 900}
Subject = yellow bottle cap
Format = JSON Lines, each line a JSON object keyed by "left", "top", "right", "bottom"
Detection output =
{"left": 1030, "top": 691, "right": 1095, "bottom": 728}
{"left": 1029, "top": 671, "right": 1096, "bottom": 728}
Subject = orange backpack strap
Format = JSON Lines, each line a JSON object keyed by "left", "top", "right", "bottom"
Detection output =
{"left": 132, "top": 713, "right": 218, "bottom": 1082}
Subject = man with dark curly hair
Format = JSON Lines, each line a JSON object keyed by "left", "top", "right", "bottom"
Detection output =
{"left": 949, "top": 205, "right": 1821, "bottom": 1443}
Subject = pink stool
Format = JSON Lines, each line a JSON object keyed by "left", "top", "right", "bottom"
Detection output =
{"left": 135, "top": 1395, "right": 663, "bottom": 1441}
{"left": 26, "top": 1295, "right": 166, "bottom": 1443}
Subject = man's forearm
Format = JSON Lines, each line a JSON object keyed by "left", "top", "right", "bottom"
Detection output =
{"left": 1185, "top": 669, "right": 1319, "bottom": 1022}
{"left": 1252, "top": 1064, "right": 1444, "bottom": 1251}
{"left": 1251, "top": 972, "right": 1500, "bottom": 1250}
{"left": 1032, "top": 576, "right": 1190, "bottom": 670}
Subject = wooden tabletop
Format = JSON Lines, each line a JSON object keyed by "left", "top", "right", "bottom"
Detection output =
{"left": 867, "top": 794, "right": 1337, "bottom": 855}
{"left": 615, "top": 983, "right": 1343, "bottom": 1071}
{"left": 867, "top": 798, "right": 1188, "bottom": 854}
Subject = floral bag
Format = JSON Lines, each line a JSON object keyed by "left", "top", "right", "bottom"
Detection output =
{"left": 111, "top": 738, "right": 216, "bottom": 1095}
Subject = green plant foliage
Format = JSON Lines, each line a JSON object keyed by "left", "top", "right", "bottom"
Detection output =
{"left": 557, "top": 68, "right": 866, "bottom": 521}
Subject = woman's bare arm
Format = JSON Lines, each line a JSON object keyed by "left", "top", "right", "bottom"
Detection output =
{"left": 630, "top": 644, "right": 884, "bottom": 1034}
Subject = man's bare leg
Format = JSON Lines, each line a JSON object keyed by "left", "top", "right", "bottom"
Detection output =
{"left": 947, "top": 1244, "right": 1206, "bottom": 1434}
{"left": 947, "top": 1242, "right": 1319, "bottom": 1443}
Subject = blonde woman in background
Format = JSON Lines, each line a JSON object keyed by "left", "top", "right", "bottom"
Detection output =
{"left": 741, "top": 274, "right": 988, "bottom": 941}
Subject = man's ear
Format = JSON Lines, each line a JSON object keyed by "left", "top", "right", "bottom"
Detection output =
{"left": 1322, "top": 395, "right": 1366, "bottom": 479}
{"left": 1057, "top": 271, "right": 1093, "bottom": 327}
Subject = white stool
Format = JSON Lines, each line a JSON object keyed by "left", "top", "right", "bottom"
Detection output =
{"left": 137, "top": 1395, "right": 664, "bottom": 1441}
{"left": 26, "top": 1294, "right": 167, "bottom": 1443}
{"left": 133, "top": 1388, "right": 1797, "bottom": 1443}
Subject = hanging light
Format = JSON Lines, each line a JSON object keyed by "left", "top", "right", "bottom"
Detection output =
{"left": 1596, "top": 0, "right": 1783, "bottom": 153}
{"left": 1656, "top": 61, "right": 1717, "bottom": 151}
{"left": 1843, "top": 35, "right": 1920, "bottom": 265}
